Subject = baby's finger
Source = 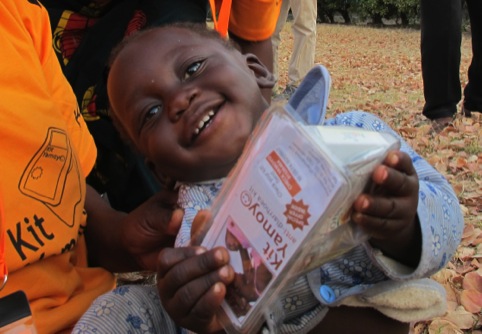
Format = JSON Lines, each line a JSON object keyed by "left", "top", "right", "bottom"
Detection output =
{"left": 157, "top": 246, "right": 206, "bottom": 278}
{"left": 352, "top": 194, "right": 415, "bottom": 236}
{"left": 191, "top": 210, "right": 213, "bottom": 246}
{"left": 372, "top": 164, "right": 418, "bottom": 196}
{"left": 371, "top": 151, "right": 414, "bottom": 187}
{"left": 352, "top": 194, "right": 397, "bottom": 220}
{"left": 158, "top": 247, "right": 231, "bottom": 294}
{"left": 183, "top": 281, "right": 227, "bottom": 324}
{"left": 383, "top": 151, "right": 417, "bottom": 176}
{"left": 352, "top": 210, "right": 405, "bottom": 240}
{"left": 161, "top": 269, "right": 231, "bottom": 332}
{"left": 172, "top": 266, "right": 231, "bottom": 315}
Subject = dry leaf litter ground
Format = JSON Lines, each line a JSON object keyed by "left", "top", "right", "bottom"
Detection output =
{"left": 275, "top": 23, "right": 481, "bottom": 334}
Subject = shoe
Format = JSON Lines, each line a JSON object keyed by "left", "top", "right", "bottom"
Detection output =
{"left": 461, "top": 105, "right": 480, "bottom": 117}
{"left": 462, "top": 106, "right": 472, "bottom": 117}
{"left": 461, "top": 100, "right": 482, "bottom": 117}
{"left": 287, "top": 65, "right": 332, "bottom": 125}
{"left": 431, "top": 116, "right": 454, "bottom": 133}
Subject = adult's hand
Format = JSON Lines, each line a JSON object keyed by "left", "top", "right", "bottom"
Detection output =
{"left": 121, "top": 189, "right": 183, "bottom": 271}
{"left": 85, "top": 185, "right": 182, "bottom": 272}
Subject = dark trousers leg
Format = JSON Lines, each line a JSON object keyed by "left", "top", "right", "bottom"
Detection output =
{"left": 463, "top": 0, "right": 482, "bottom": 111}
{"left": 421, "top": 0, "right": 463, "bottom": 119}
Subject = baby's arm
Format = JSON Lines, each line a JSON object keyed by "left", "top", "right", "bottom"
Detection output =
{"left": 325, "top": 111, "right": 463, "bottom": 278}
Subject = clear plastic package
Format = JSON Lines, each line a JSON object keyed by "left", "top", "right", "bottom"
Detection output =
{"left": 200, "top": 104, "right": 400, "bottom": 334}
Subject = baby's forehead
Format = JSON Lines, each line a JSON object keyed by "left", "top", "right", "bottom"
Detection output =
{"left": 111, "top": 25, "right": 234, "bottom": 71}
{"left": 117, "top": 29, "right": 196, "bottom": 60}
{"left": 142, "top": 27, "right": 209, "bottom": 45}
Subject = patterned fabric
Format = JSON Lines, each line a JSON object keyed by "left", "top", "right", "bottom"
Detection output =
{"left": 175, "top": 180, "right": 224, "bottom": 247}
{"left": 74, "top": 285, "right": 183, "bottom": 334}
{"left": 272, "top": 276, "right": 328, "bottom": 334}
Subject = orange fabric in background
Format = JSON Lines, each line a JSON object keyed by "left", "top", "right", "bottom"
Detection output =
{"left": 211, "top": 0, "right": 282, "bottom": 41}
{"left": 209, "top": 0, "right": 231, "bottom": 38}
{"left": 0, "top": 192, "right": 6, "bottom": 290}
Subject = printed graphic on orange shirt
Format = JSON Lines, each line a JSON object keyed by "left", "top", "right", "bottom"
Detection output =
{"left": 19, "top": 128, "right": 83, "bottom": 227}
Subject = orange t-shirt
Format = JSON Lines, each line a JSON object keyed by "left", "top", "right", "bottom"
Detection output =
{"left": 0, "top": 1, "right": 115, "bottom": 333}
{"left": 0, "top": 195, "right": 6, "bottom": 289}
{"left": 212, "top": 0, "right": 282, "bottom": 41}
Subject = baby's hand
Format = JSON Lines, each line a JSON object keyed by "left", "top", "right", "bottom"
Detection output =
{"left": 157, "top": 246, "right": 234, "bottom": 333}
{"left": 351, "top": 150, "right": 421, "bottom": 267}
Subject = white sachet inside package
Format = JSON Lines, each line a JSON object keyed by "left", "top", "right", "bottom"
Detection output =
{"left": 305, "top": 126, "right": 400, "bottom": 173}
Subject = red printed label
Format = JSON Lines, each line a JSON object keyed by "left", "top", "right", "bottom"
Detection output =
{"left": 266, "top": 151, "right": 301, "bottom": 197}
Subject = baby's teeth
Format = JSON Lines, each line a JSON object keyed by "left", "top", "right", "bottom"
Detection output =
{"left": 195, "top": 111, "right": 215, "bottom": 136}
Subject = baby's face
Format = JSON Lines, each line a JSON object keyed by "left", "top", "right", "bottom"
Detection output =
{"left": 108, "top": 27, "right": 269, "bottom": 182}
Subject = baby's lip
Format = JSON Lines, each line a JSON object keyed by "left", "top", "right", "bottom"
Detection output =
{"left": 186, "top": 99, "right": 225, "bottom": 144}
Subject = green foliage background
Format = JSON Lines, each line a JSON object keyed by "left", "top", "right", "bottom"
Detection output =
{"left": 315, "top": 0, "right": 466, "bottom": 26}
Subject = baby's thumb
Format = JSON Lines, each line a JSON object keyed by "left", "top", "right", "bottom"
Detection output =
{"left": 190, "top": 210, "right": 213, "bottom": 246}
{"left": 166, "top": 208, "right": 184, "bottom": 235}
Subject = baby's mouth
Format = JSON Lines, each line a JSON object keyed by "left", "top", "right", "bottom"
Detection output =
{"left": 191, "top": 106, "right": 220, "bottom": 142}
{"left": 193, "top": 110, "right": 215, "bottom": 136}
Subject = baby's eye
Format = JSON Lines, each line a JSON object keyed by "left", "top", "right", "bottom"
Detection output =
{"left": 137, "top": 104, "right": 163, "bottom": 135}
{"left": 142, "top": 105, "right": 162, "bottom": 128}
{"left": 183, "top": 61, "right": 203, "bottom": 80}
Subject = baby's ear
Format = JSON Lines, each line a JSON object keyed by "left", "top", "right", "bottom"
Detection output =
{"left": 245, "top": 53, "right": 276, "bottom": 89}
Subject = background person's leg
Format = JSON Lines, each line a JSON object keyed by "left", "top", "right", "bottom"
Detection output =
{"left": 272, "top": 0, "right": 292, "bottom": 91}
{"left": 287, "top": 0, "right": 317, "bottom": 88}
{"left": 462, "top": 0, "right": 482, "bottom": 114}
{"left": 421, "top": 0, "right": 462, "bottom": 120}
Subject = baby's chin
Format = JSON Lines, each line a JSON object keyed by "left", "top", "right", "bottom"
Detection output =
{"left": 180, "top": 162, "right": 237, "bottom": 183}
